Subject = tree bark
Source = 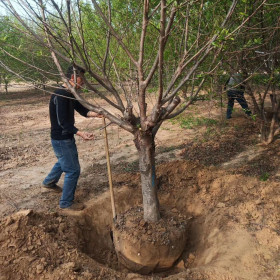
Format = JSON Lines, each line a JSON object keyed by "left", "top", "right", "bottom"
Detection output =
{"left": 134, "top": 130, "right": 160, "bottom": 222}
{"left": 4, "top": 80, "right": 8, "bottom": 94}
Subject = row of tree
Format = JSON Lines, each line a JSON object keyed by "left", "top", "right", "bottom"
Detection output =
{"left": 0, "top": 0, "right": 279, "bottom": 221}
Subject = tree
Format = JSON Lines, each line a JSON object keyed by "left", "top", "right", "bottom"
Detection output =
{"left": 1, "top": 0, "right": 269, "bottom": 221}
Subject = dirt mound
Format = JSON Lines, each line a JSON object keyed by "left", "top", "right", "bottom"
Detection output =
{"left": 157, "top": 160, "right": 280, "bottom": 279}
{"left": 0, "top": 209, "right": 124, "bottom": 280}
{"left": 1, "top": 160, "right": 280, "bottom": 279}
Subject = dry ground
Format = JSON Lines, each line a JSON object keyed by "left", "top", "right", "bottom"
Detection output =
{"left": 0, "top": 86, "right": 280, "bottom": 280}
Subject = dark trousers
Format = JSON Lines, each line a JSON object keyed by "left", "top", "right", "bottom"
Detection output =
{"left": 226, "top": 90, "right": 251, "bottom": 119}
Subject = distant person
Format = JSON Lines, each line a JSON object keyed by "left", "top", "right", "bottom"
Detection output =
{"left": 225, "top": 73, "right": 252, "bottom": 119}
{"left": 43, "top": 65, "right": 102, "bottom": 211}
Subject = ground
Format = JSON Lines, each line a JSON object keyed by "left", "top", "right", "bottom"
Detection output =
{"left": 0, "top": 86, "right": 280, "bottom": 280}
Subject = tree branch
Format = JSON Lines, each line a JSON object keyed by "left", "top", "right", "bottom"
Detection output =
{"left": 91, "top": 0, "right": 138, "bottom": 66}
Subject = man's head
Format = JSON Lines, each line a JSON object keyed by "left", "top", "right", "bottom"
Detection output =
{"left": 66, "top": 65, "right": 86, "bottom": 89}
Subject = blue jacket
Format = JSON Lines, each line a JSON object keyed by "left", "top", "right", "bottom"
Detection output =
{"left": 49, "top": 87, "right": 89, "bottom": 140}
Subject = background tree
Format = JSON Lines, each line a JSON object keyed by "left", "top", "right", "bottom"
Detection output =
{"left": 0, "top": 15, "right": 63, "bottom": 92}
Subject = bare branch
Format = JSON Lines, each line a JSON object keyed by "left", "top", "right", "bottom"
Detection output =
{"left": 91, "top": 0, "right": 138, "bottom": 66}
{"left": 102, "top": 0, "right": 111, "bottom": 74}
{"left": 162, "top": 0, "right": 238, "bottom": 103}
{"left": 145, "top": 4, "right": 177, "bottom": 87}
{"left": 137, "top": 0, "right": 150, "bottom": 127}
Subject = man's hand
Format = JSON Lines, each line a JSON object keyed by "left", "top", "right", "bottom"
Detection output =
{"left": 76, "top": 131, "right": 95, "bottom": 140}
{"left": 87, "top": 111, "right": 103, "bottom": 118}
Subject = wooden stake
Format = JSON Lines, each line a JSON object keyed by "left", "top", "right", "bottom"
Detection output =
{"left": 102, "top": 117, "right": 116, "bottom": 220}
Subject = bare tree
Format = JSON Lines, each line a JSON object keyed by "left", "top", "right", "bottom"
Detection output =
{"left": 1, "top": 0, "right": 266, "bottom": 221}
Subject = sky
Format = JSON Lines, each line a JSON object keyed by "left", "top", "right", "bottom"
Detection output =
{"left": 0, "top": 0, "right": 64, "bottom": 17}
{"left": 0, "top": 1, "right": 27, "bottom": 16}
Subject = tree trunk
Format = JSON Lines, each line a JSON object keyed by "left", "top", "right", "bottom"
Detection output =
{"left": 134, "top": 130, "right": 160, "bottom": 222}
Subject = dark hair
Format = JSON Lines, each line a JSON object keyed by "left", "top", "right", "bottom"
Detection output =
{"left": 66, "top": 65, "right": 86, "bottom": 79}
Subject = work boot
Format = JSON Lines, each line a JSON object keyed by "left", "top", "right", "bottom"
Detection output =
{"left": 59, "top": 203, "right": 85, "bottom": 212}
{"left": 43, "top": 183, "right": 62, "bottom": 192}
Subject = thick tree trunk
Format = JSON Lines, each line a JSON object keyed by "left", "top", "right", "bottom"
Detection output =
{"left": 134, "top": 130, "right": 160, "bottom": 222}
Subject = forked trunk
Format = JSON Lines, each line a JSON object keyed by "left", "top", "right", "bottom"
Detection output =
{"left": 134, "top": 130, "right": 160, "bottom": 222}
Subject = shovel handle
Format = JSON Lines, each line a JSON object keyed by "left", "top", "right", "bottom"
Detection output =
{"left": 102, "top": 117, "right": 116, "bottom": 220}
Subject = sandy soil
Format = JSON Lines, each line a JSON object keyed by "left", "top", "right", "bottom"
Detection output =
{"left": 0, "top": 87, "right": 280, "bottom": 280}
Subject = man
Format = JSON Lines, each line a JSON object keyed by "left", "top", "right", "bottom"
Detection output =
{"left": 43, "top": 65, "right": 101, "bottom": 211}
{"left": 225, "top": 72, "right": 252, "bottom": 119}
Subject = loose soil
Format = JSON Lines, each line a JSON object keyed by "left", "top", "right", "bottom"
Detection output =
{"left": 0, "top": 86, "right": 280, "bottom": 280}
{"left": 113, "top": 207, "right": 188, "bottom": 274}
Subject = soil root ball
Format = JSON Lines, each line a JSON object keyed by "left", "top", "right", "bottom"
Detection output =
{"left": 113, "top": 207, "right": 187, "bottom": 274}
